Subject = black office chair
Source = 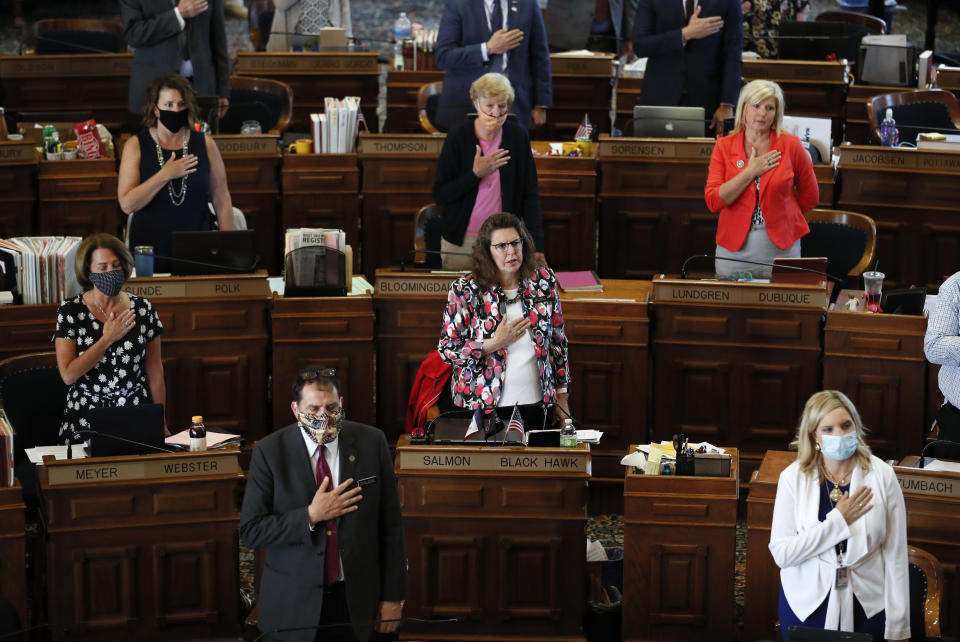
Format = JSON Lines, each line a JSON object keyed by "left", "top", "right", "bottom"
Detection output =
{"left": 908, "top": 546, "right": 943, "bottom": 641}
{"left": 218, "top": 76, "right": 294, "bottom": 135}
{"left": 417, "top": 81, "right": 446, "bottom": 134}
{"left": 413, "top": 203, "right": 443, "bottom": 268}
{"left": 866, "top": 89, "right": 960, "bottom": 145}
{"left": 801, "top": 209, "right": 877, "bottom": 288}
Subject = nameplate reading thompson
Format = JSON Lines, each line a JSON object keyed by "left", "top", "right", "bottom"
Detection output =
{"left": 214, "top": 135, "right": 280, "bottom": 156}
{"left": 125, "top": 276, "right": 270, "bottom": 299}
{"left": 653, "top": 277, "right": 828, "bottom": 309}
{"left": 895, "top": 469, "right": 960, "bottom": 499}
{"left": 235, "top": 52, "right": 378, "bottom": 73}
{"left": 598, "top": 136, "right": 714, "bottom": 160}
{"left": 375, "top": 271, "right": 456, "bottom": 297}
{"left": 358, "top": 134, "right": 445, "bottom": 156}
{"left": 398, "top": 446, "right": 589, "bottom": 474}
{"left": 45, "top": 454, "right": 239, "bottom": 486}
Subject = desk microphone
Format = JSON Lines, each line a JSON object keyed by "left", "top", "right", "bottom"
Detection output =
{"left": 75, "top": 430, "right": 177, "bottom": 455}
{"left": 542, "top": 400, "right": 579, "bottom": 428}
{"left": 679, "top": 253, "right": 845, "bottom": 284}
{"left": 151, "top": 253, "right": 261, "bottom": 274}
{"left": 65, "top": 435, "right": 72, "bottom": 460}
{"left": 916, "top": 439, "right": 960, "bottom": 468}
{"left": 399, "top": 248, "right": 472, "bottom": 272}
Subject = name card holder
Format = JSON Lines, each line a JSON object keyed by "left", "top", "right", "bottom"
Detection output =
{"left": 397, "top": 439, "right": 590, "bottom": 475}
{"left": 374, "top": 269, "right": 457, "bottom": 297}
{"left": 358, "top": 133, "right": 446, "bottom": 156}
{"left": 652, "top": 275, "right": 829, "bottom": 309}
{"left": 39, "top": 446, "right": 241, "bottom": 486}
{"left": 124, "top": 271, "right": 271, "bottom": 299}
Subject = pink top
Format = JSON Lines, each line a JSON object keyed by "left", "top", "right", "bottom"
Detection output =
{"left": 465, "top": 128, "right": 504, "bottom": 237}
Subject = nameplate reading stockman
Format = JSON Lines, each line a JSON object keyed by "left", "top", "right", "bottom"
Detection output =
{"left": 895, "top": 469, "right": 960, "bottom": 499}
{"left": 397, "top": 444, "right": 589, "bottom": 473}
{"left": 44, "top": 453, "right": 240, "bottom": 486}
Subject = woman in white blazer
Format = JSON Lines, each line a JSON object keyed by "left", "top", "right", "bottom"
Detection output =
{"left": 769, "top": 390, "right": 909, "bottom": 642}
{"left": 266, "top": 0, "right": 352, "bottom": 52}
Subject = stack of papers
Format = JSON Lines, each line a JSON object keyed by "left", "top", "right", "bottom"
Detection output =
{"left": 165, "top": 429, "right": 242, "bottom": 449}
{"left": 311, "top": 96, "right": 361, "bottom": 154}
{"left": 0, "top": 236, "right": 81, "bottom": 304}
{"left": 284, "top": 228, "right": 346, "bottom": 256}
{"left": 557, "top": 270, "right": 603, "bottom": 293}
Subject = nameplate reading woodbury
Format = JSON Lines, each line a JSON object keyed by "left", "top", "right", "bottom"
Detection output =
{"left": 44, "top": 452, "right": 240, "bottom": 486}
{"left": 124, "top": 274, "right": 270, "bottom": 299}
{"left": 358, "top": 134, "right": 445, "bottom": 156}
{"left": 597, "top": 136, "right": 714, "bottom": 160}
{"left": 895, "top": 468, "right": 960, "bottom": 500}
{"left": 653, "top": 277, "right": 828, "bottom": 309}
{"left": 398, "top": 444, "right": 589, "bottom": 474}
{"left": 214, "top": 134, "right": 279, "bottom": 156}
{"left": 235, "top": 52, "right": 378, "bottom": 74}
{"left": 375, "top": 271, "right": 456, "bottom": 297}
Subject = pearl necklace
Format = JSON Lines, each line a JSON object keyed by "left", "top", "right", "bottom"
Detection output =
{"left": 155, "top": 130, "right": 189, "bottom": 207}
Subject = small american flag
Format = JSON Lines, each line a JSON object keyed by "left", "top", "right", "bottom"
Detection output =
{"left": 506, "top": 404, "right": 524, "bottom": 442}
{"left": 575, "top": 114, "right": 593, "bottom": 141}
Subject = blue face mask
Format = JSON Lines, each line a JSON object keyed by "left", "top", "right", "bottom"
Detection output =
{"left": 821, "top": 432, "right": 859, "bottom": 461}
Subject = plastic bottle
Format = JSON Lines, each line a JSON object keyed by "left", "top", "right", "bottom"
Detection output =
{"left": 393, "top": 12, "right": 411, "bottom": 71}
{"left": 189, "top": 415, "right": 207, "bottom": 452}
{"left": 560, "top": 418, "right": 577, "bottom": 448}
{"left": 880, "top": 108, "right": 899, "bottom": 147}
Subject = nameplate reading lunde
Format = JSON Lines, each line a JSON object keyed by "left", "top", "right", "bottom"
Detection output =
{"left": 895, "top": 469, "right": 960, "bottom": 499}
{"left": 358, "top": 134, "right": 446, "bottom": 156}
{"left": 235, "top": 52, "right": 378, "bottom": 73}
{"left": 0, "top": 54, "right": 132, "bottom": 77}
{"left": 652, "top": 277, "right": 828, "bottom": 309}
{"left": 375, "top": 271, "right": 456, "bottom": 297}
{"left": 839, "top": 146, "right": 960, "bottom": 172}
{"left": 44, "top": 452, "right": 240, "bottom": 486}
{"left": 397, "top": 445, "right": 589, "bottom": 474}
{"left": 598, "top": 136, "right": 714, "bottom": 160}
{"left": 125, "top": 275, "right": 270, "bottom": 299}
{"left": 214, "top": 135, "right": 280, "bottom": 156}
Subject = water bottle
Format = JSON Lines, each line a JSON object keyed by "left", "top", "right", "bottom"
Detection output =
{"left": 189, "top": 415, "right": 207, "bottom": 452}
{"left": 393, "top": 12, "right": 411, "bottom": 71}
{"left": 880, "top": 108, "right": 899, "bottom": 147}
{"left": 560, "top": 418, "right": 577, "bottom": 448}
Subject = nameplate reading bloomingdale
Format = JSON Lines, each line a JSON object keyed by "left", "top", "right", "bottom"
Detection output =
{"left": 358, "top": 134, "right": 446, "bottom": 156}
{"left": 375, "top": 270, "right": 456, "bottom": 297}
{"left": 235, "top": 51, "right": 378, "bottom": 73}
{"left": 124, "top": 274, "right": 270, "bottom": 299}
{"left": 839, "top": 145, "right": 960, "bottom": 172}
{"left": 0, "top": 54, "right": 132, "bottom": 77}
{"left": 214, "top": 134, "right": 279, "bottom": 156}
{"left": 597, "top": 135, "right": 714, "bottom": 160}
{"left": 397, "top": 443, "right": 590, "bottom": 474}
{"left": 895, "top": 469, "right": 960, "bottom": 500}
{"left": 43, "top": 451, "right": 240, "bottom": 486}
{"left": 652, "top": 276, "right": 828, "bottom": 309}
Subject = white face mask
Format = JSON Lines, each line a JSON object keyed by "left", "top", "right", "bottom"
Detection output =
{"left": 298, "top": 407, "right": 344, "bottom": 444}
{"left": 475, "top": 101, "right": 507, "bottom": 129}
{"left": 821, "top": 432, "right": 859, "bottom": 461}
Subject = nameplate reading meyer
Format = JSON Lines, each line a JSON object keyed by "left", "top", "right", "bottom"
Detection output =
{"left": 839, "top": 146, "right": 960, "bottom": 172}
{"left": 598, "top": 136, "right": 714, "bottom": 160}
{"left": 235, "top": 52, "right": 379, "bottom": 74}
{"left": 0, "top": 54, "right": 132, "bottom": 77}
{"left": 44, "top": 454, "right": 239, "bottom": 486}
{"left": 358, "top": 134, "right": 445, "bottom": 156}
{"left": 895, "top": 468, "right": 960, "bottom": 499}
{"left": 375, "top": 271, "right": 456, "bottom": 297}
{"left": 214, "top": 135, "right": 280, "bottom": 156}
{"left": 125, "top": 275, "right": 270, "bottom": 299}
{"left": 398, "top": 446, "right": 589, "bottom": 474}
{"left": 653, "top": 277, "right": 828, "bottom": 309}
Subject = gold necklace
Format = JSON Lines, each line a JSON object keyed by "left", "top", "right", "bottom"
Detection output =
{"left": 822, "top": 463, "right": 853, "bottom": 503}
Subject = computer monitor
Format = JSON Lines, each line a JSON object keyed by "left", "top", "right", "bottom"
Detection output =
{"left": 632, "top": 105, "right": 705, "bottom": 138}
{"left": 171, "top": 230, "right": 259, "bottom": 276}
{"left": 87, "top": 403, "right": 167, "bottom": 457}
{"left": 777, "top": 20, "right": 870, "bottom": 64}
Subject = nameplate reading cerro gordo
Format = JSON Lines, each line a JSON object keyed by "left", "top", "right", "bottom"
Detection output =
{"left": 45, "top": 455, "right": 240, "bottom": 486}
{"left": 398, "top": 447, "right": 589, "bottom": 473}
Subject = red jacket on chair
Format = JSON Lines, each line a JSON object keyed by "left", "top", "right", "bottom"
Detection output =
{"left": 405, "top": 350, "right": 452, "bottom": 434}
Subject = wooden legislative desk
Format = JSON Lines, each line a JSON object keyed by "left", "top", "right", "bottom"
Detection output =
{"left": 0, "top": 138, "right": 37, "bottom": 238}
{"left": 746, "top": 450, "right": 960, "bottom": 642}
{"left": 0, "top": 54, "right": 132, "bottom": 132}
{"left": 547, "top": 54, "right": 615, "bottom": 139}
{"left": 37, "top": 156, "right": 120, "bottom": 238}
{"left": 836, "top": 144, "right": 960, "bottom": 289}
{"left": 384, "top": 69, "right": 444, "bottom": 133}
{"left": 39, "top": 448, "right": 244, "bottom": 641}
{"left": 623, "top": 446, "right": 739, "bottom": 641}
{"left": 936, "top": 66, "right": 960, "bottom": 98}
{"left": 651, "top": 277, "right": 826, "bottom": 480}
{"left": 0, "top": 481, "right": 27, "bottom": 631}
{"left": 395, "top": 436, "right": 589, "bottom": 641}
{"left": 280, "top": 152, "right": 360, "bottom": 271}
{"left": 213, "top": 134, "right": 282, "bottom": 275}
{"left": 270, "top": 292, "right": 375, "bottom": 430}
{"left": 845, "top": 83, "right": 909, "bottom": 145}
{"left": 596, "top": 136, "right": 834, "bottom": 279}
{"left": 234, "top": 51, "right": 379, "bottom": 133}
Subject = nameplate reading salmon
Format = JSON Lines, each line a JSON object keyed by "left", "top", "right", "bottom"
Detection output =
{"left": 397, "top": 446, "right": 589, "bottom": 474}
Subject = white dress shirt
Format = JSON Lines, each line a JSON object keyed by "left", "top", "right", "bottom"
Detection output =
{"left": 768, "top": 456, "right": 909, "bottom": 639}
{"left": 300, "top": 427, "right": 344, "bottom": 581}
{"left": 924, "top": 271, "right": 960, "bottom": 409}
{"left": 499, "top": 290, "right": 541, "bottom": 406}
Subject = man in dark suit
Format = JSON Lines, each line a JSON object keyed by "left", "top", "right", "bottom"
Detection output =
{"left": 120, "top": 0, "right": 231, "bottom": 119}
{"left": 632, "top": 0, "right": 742, "bottom": 135}
{"left": 240, "top": 368, "right": 407, "bottom": 642}
{"left": 435, "top": 0, "right": 552, "bottom": 132}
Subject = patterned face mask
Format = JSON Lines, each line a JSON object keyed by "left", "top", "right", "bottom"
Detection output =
{"left": 298, "top": 407, "right": 344, "bottom": 444}
{"left": 89, "top": 269, "right": 126, "bottom": 297}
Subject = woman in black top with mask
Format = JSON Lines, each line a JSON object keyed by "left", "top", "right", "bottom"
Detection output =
{"left": 118, "top": 74, "right": 234, "bottom": 273}
{"left": 54, "top": 234, "right": 166, "bottom": 442}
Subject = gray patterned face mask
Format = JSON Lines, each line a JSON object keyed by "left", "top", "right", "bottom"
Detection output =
{"left": 298, "top": 408, "right": 344, "bottom": 444}
{"left": 89, "top": 269, "right": 126, "bottom": 297}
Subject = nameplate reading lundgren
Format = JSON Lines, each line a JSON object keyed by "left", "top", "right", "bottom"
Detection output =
{"left": 125, "top": 276, "right": 270, "bottom": 299}
{"left": 0, "top": 54, "right": 132, "bottom": 77}
{"left": 397, "top": 445, "right": 589, "bottom": 474}
{"left": 598, "top": 136, "right": 714, "bottom": 160}
{"left": 214, "top": 135, "right": 279, "bottom": 156}
{"left": 44, "top": 453, "right": 240, "bottom": 486}
{"left": 358, "top": 134, "right": 446, "bottom": 156}
{"left": 235, "top": 52, "right": 378, "bottom": 74}
{"left": 653, "top": 277, "right": 828, "bottom": 309}
{"left": 375, "top": 271, "right": 456, "bottom": 297}
{"left": 895, "top": 469, "right": 960, "bottom": 499}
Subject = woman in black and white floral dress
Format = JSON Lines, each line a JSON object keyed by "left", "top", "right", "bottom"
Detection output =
{"left": 54, "top": 233, "right": 165, "bottom": 442}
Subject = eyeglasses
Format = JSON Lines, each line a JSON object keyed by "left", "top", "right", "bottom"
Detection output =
{"left": 298, "top": 367, "right": 338, "bottom": 381}
{"left": 490, "top": 239, "right": 522, "bottom": 253}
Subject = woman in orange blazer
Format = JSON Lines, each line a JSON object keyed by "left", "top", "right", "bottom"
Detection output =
{"left": 705, "top": 79, "right": 819, "bottom": 278}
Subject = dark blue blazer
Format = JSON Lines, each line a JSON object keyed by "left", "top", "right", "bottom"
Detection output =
{"left": 632, "top": 0, "right": 742, "bottom": 118}
{"left": 435, "top": 0, "right": 552, "bottom": 131}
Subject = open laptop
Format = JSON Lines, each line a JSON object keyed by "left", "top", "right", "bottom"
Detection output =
{"left": 632, "top": 105, "right": 705, "bottom": 138}
{"left": 87, "top": 403, "right": 167, "bottom": 457}
{"left": 171, "top": 230, "right": 259, "bottom": 276}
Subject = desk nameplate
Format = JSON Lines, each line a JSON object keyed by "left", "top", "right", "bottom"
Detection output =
{"left": 0, "top": 54, "right": 132, "bottom": 77}
{"left": 214, "top": 135, "right": 280, "bottom": 156}
{"left": 653, "top": 277, "right": 828, "bottom": 309}
{"left": 0, "top": 142, "right": 37, "bottom": 164}
{"left": 743, "top": 59, "right": 848, "bottom": 83}
{"left": 839, "top": 145, "right": 960, "bottom": 171}
{"left": 43, "top": 453, "right": 239, "bottom": 486}
{"left": 550, "top": 55, "right": 614, "bottom": 76}
{"left": 375, "top": 271, "right": 456, "bottom": 297}
{"left": 358, "top": 134, "right": 446, "bottom": 156}
{"left": 598, "top": 136, "right": 715, "bottom": 160}
{"left": 235, "top": 52, "right": 379, "bottom": 74}
{"left": 125, "top": 275, "right": 270, "bottom": 299}
{"left": 894, "top": 465, "right": 960, "bottom": 499}
{"left": 398, "top": 444, "right": 589, "bottom": 474}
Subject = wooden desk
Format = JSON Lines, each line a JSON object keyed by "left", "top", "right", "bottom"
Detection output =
{"left": 614, "top": 74, "right": 642, "bottom": 132}
{"left": 396, "top": 436, "right": 588, "bottom": 641}
{"left": 845, "top": 83, "right": 909, "bottom": 145}
{"left": 358, "top": 134, "right": 444, "bottom": 280}
{"left": 214, "top": 135, "right": 282, "bottom": 275}
{"left": 837, "top": 144, "right": 960, "bottom": 289}
{"left": 651, "top": 277, "right": 826, "bottom": 479}
{"left": 0, "top": 481, "right": 27, "bottom": 630}
{"left": 935, "top": 66, "right": 960, "bottom": 97}
{"left": 748, "top": 451, "right": 960, "bottom": 642}
{"left": 0, "top": 54, "right": 132, "bottom": 132}
{"left": 623, "top": 446, "right": 739, "bottom": 641}
{"left": 39, "top": 449, "right": 244, "bottom": 641}
{"left": 548, "top": 54, "right": 615, "bottom": 139}
{"left": 280, "top": 152, "right": 360, "bottom": 272}
{"left": 234, "top": 52, "right": 379, "bottom": 133}
{"left": 384, "top": 69, "right": 444, "bottom": 133}
{"left": 38, "top": 157, "right": 119, "bottom": 238}
{"left": 0, "top": 139, "right": 37, "bottom": 237}
{"left": 270, "top": 293, "right": 375, "bottom": 430}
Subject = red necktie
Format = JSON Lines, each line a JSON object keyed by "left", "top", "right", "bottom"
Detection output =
{"left": 685, "top": 0, "right": 695, "bottom": 20}
{"left": 316, "top": 444, "right": 340, "bottom": 585}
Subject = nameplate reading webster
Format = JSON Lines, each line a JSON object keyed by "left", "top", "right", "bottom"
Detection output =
{"left": 45, "top": 454, "right": 239, "bottom": 486}
{"left": 235, "top": 52, "right": 378, "bottom": 73}
{"left": 652, "top": 277, "right": 828, "bottom": 309}
{"left": 397, "top": 447, "right": 589, "bottom": 474}
{"left": 598, "top": 137, "right": 714, "bottom": 160}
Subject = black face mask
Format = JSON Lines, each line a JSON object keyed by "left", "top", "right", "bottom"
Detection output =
{"left": 157, "top": 108, "right": 189, "bottom": 133}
